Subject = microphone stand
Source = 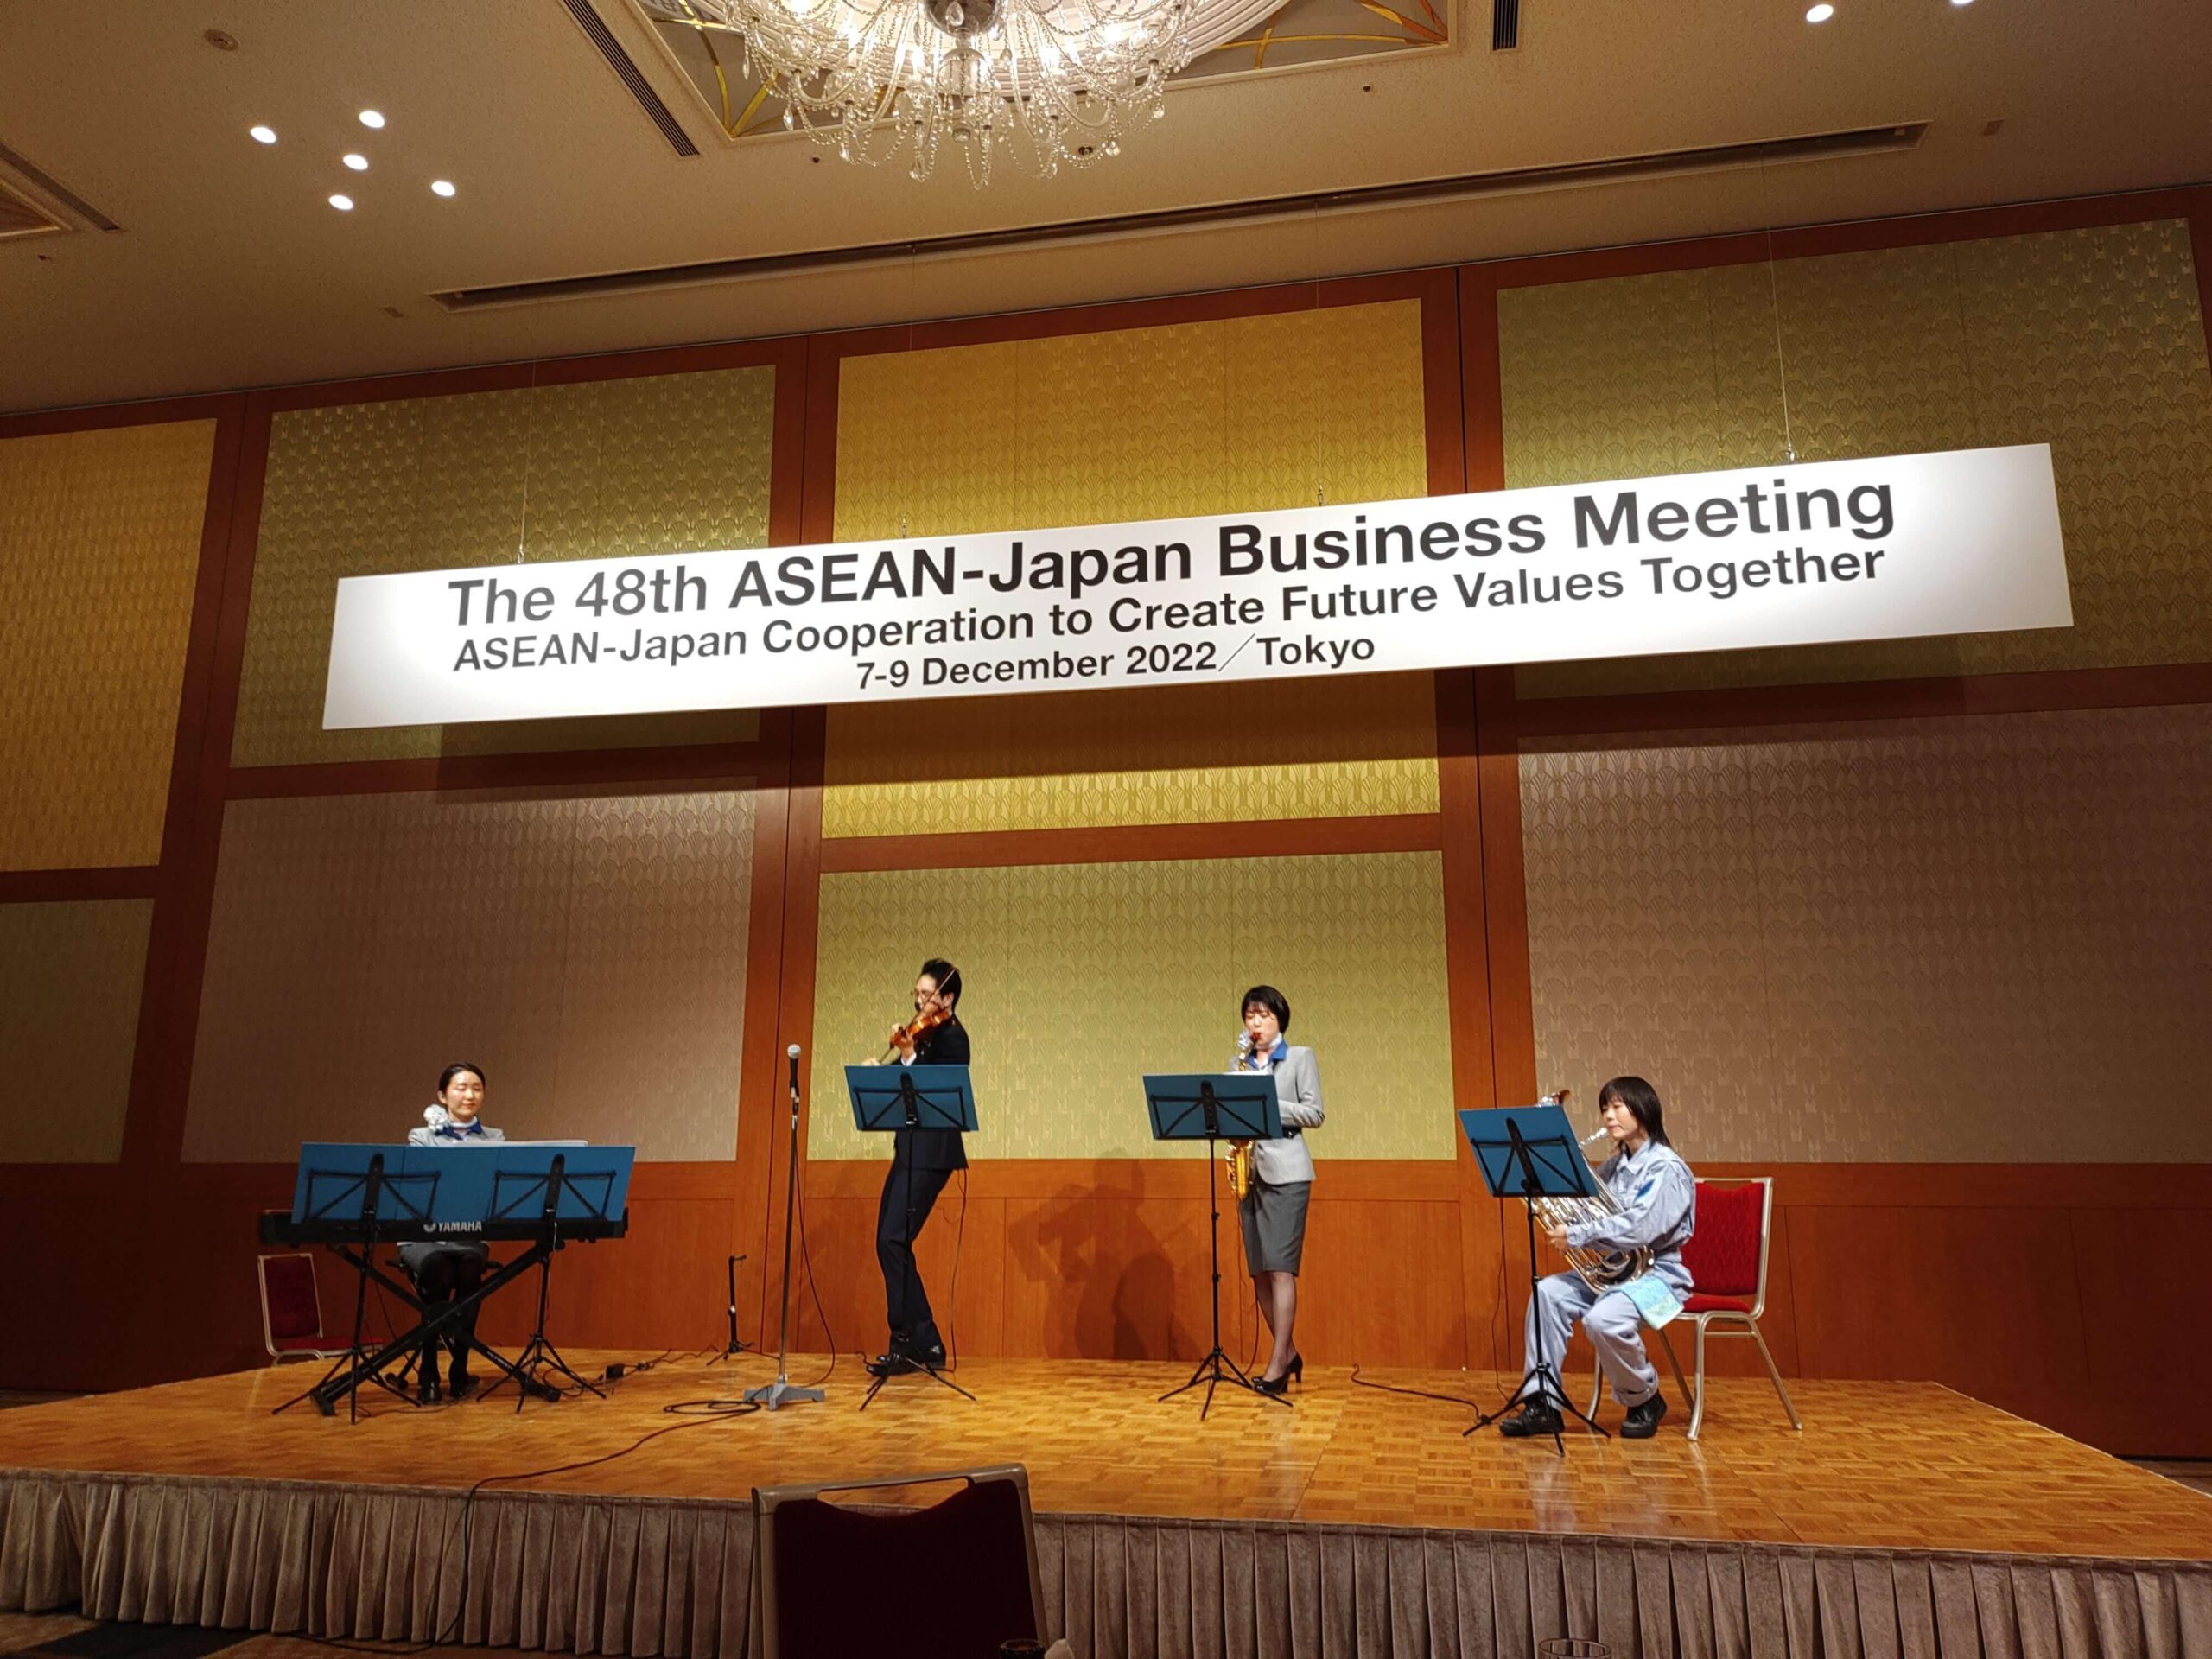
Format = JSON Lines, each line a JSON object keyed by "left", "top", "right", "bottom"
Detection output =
{"left": 745, "top": 1046, "right": 825, "bottom": 1410}
{"left": 708, "top": 1252, "right": 751, "bottom": 1363}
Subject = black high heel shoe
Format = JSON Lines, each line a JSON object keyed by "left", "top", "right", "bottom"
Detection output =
{"left": 1255, "top": 1353, "right": 1304, "bottom": 1396}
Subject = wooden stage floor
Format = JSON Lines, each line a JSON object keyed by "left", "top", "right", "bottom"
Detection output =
{"left": 2, "top": 1352, "right": 2207, "bottom": 1561}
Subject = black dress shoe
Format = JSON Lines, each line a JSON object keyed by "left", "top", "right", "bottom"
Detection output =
{"left": 1497, "top": 1397, "right": 1563, "bottom": 1438}
{"left": 448, "top": 1370, "right": 479, "bottom": 1402}
{"left": 866, "top": 1351, "right": 917, "bottom": 1378}
{"left": 1620, "top": 1393, "right": 1669, "bottom": 1439}
{"left": 416, "top": 1370, "right": 442, "bottom": 1406}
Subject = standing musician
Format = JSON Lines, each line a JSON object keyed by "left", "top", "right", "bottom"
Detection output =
{"left": 868, "top": 958, "right": 970, "bottom": 1379}
{"left": 1232, "top": 985, "right": 1324, "bottom": 1395}
{"left": 1500, "top": 1075, "right": 1694, "bottom": 1440}
{"left": 400, "top": 1062, "right": 504, "bottom": 1404}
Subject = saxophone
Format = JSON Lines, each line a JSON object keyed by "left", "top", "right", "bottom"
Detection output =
{"left": 1225, "top": 1034, "right": 1260, "bottom": 1199}
{"left": 1528, "top": 1089, "right": 1652, "bottom": 1290}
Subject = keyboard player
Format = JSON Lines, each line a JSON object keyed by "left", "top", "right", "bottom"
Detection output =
{"left": 398, "top": 1062, "right": 504, "bottom": 1402}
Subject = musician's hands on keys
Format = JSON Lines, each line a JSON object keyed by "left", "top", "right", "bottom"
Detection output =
{"left": 1544, "top": 1222, "right": 1573, "bottom": 1251}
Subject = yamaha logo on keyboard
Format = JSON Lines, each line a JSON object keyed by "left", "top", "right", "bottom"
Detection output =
{"left": 425, "top": 1221, "right": 484, "bottom": 1234}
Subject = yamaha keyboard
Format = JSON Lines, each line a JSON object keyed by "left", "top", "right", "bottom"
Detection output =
{"left": 260, "top": 1211, "right": 627, "bottom": 1248}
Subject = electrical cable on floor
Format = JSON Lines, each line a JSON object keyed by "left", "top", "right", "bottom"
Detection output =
{"left": 1348, "top": 1364, "right": 1487, "bottom": 1412}
{"left": 944, "top": 1166, "right": 969, "bottom": 1372}
{"left": 290, "top": 1389, "right": 760, "bottom": 1656}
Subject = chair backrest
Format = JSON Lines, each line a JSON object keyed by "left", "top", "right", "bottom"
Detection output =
{"left": 753, "top": 1465, "right": 1043, "bottom": 1659}
{"left": 1681, "top": 1178, "right": 1772, "bottom": 1309}
{"left": 257, "top": 1251, "right": 325, "bottom": 1352}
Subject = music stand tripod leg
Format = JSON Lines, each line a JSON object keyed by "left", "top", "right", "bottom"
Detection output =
{"left": 1157, "top": 1133, "right": 1283, "bottom": 1416}
{"left": 1468, "top": 1198, "right": 1608, "bottom": 1450}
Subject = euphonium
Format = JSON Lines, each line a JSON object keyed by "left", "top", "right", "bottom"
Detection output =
{"left": 1527, "top": 1089, "right": 1653, "bottom": 1291}
{"left": 1225, "top": 1033, "right": 1261, "bottom": 1199}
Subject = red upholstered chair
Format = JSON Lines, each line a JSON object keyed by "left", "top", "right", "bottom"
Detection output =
{"left": 751, "top": 1465, "right": 1045, "bottom": 1659}
{"left": 257, "top": 1250, "right": 348, "bottom": 1363}
{"left": 1587, "top": 1176, "right": 1801, "bottom": 1440}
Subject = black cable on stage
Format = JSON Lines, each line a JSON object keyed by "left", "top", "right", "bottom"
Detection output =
{"left": 789, "top": 1137, "right": 839, "bottom": 1389}
{"left": 1348, "top": 1364, "right": 1488, "bottom": 1412}
{"left": 944, "top": 1166, "right": 969, "bottom": 1373}
{"left": 289, "top": 1372, "right": 760, "bottom": 1656}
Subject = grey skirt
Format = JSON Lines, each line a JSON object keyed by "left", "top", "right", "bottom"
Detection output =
{"left": 1240, "top": 1178, "right": 1311, "bottom": 1275}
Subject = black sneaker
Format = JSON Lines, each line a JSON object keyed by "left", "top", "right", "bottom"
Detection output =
{"left": 1497, "top": 1397, "right": 1564, "bottom": 1438}
{"left": 1621, "top": 1393, "right": 1669, "bottom": 1439}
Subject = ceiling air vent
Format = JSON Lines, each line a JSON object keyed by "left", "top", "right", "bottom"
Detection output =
{"left": 1492, "top": 0, "right": 1519, "bottom": 51}
{"left": 433, "top": 123, "right": 1929, "bottom": 311}
{"left": 559, "top": 0, "right": 702, "bottom": 156}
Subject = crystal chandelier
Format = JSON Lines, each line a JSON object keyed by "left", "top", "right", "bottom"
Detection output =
{"left": 643, "top": 0, "right": 1198, "bottom": 184}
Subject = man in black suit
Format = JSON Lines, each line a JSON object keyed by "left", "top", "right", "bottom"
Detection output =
{"left": 868, "top": 957, "right": 969, "bottom": 1377}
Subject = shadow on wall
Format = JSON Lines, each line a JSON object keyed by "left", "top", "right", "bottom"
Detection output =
{"left": 1020, "top": 1168, "right": 1185, "bottom": 1360}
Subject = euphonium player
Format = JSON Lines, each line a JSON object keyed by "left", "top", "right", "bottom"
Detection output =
{"left": 1499, "top": 1076, "right": 1695, "bottom": 1440}
{"left": 1231, "top": 985, "right": 1324, "bottom": 1395}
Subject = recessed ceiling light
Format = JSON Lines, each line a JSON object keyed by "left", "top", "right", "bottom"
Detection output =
{"left": 342, "top": 153, "right": 369, "bottom": 171}
{"left": 359, "top": 109, "right": 385, "bottom": 129}
{"left": 1805, "top": 3, "right": 1834, "bottom": 18}
{"left": 250, "top": 124, "right": 277, "bottom": 144}
{"left": 430, "top": 180, "right": 457, "bottom": 198}
{"left": 328, "top": 194, "right": 354, "bottom": 211}
{"left": 1950, "top": 0, "right": 1974, "bottom": 6}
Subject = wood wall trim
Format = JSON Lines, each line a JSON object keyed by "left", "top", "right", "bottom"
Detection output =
{"left": 0, "top": 393, "right": 248, "bottom": 439}
{"left": 257, "top": 336, "right": 804, "bottom": 414}
{"left": 1474, "top": 185, "right": 2212, "bottom": 294}
{"left": 1499, "top": 661, "right": 2212, "bottom": 742}
{"left": 0, "top": 868, "right": 162, "bottom": 903}
{"left": 225, "top": 743, "right": 774, "bottom": 801}
{"left": 818, "top": 812, "right": 1444, "bottom": 874}
{"left": 120, "top": 395, "right": 269, "bottom": 1166}
{"left": 810, "top": 267, "right": 1450, "bottom": 366}
{"left": 801, "top": 1156, "right": 1461, "bottom": 1202}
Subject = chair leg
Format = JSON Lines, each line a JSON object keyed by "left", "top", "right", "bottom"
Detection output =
{"left": 1685, "top": 1321, "right": 1710, "bottom": 1440}
{"left": 1750, "top": 1319, "right": 1802, "bottom": 1430}
{"left": 1658, "top": 1323, "right": 1694, "bottom": 1413}
{"left": 1588, "top": 1365, "right": 1602, "bottom": 1421}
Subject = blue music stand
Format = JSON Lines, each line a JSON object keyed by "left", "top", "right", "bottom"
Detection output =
{"left": 1143, "top": 1073, "right": 1284, "bottom": 1416}
{"left": 844, "top": 1065, "right": 978, "bottom": 1405}
{"left": 1459, "top": 1101, "right": 1609, "bottom": 1451}
{"left": 289, "top": 1144, "right": 440, "bottom": 1421}
{"left": 485, "top": 1146, "right": 635, "bottom": 1408}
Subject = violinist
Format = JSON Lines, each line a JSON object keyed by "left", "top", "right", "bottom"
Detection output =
{"left": 868, "top": 957, "right": 971, "bottom": 1378}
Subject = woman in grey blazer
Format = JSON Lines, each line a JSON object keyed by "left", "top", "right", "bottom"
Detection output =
{"left": 1233, "top": 985, "right": 1323, "bottom": 1395}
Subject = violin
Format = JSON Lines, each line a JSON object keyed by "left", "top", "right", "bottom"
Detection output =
{"left": 885, "top": 1000, "right": 953, "bottom": 1057}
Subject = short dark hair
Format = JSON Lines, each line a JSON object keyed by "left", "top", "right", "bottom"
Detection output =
{"left": 919, "top": 958, "right": 963, "bottom": 1007}
{"left": 1598, "top": 1075, "right": 1669, "bottom": 1147}
{"left": 1240, "top": 984, "right": 1290, "bottom": 1033}
{"left": 438, "top": 1062, "right": 486, "bottom": 1094}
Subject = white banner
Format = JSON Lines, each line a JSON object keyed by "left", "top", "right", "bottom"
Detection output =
{"left": 323, "top": 444, "right": 2069, "bottom": 729}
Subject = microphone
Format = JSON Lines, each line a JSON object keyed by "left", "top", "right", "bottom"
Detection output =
{"left": 787, "top": 1043, "right": 802, "bottom": 1101}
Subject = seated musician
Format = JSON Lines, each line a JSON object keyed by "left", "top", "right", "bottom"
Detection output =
{"left": 1500, "top": 1076, "right": 1694, "bottom": 1441}
{"left": 398, "top": 1062, "right": 504, "bottom": 1403}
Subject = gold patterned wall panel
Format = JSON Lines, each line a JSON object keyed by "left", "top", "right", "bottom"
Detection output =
{"left": 1503, "top": 220, "right": 2212, "bottom": 696}
{"left": 0, "top": 899, "right": 152, "bottom": 1162}
{"left": 1521, "top": 703, "right": 2212, "bottom": 1160}
{"left": 823, "top": 673, "right": 1438, "bottom": 835}
{"left": 183, "top": 781, "right": 755, "bottom": 1160}
{"left": 808, "top": 851, "right": 1454, "bottom": 1160}
{"left": 824, "top": 302, "right": 1435, "bottom": 833}
{"left": 232, "top": 368, "right": 775, "bottom": 767}
{"left": 0, "top": 421, "right": 213, "bottom": 870}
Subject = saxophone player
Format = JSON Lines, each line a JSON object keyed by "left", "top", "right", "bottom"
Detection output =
{"left": 1231, "top": 986, "right": 1324, "bottom": 1395}
{"left": 1500, "top": 1076, "right": 1695, "bottom": 1440}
